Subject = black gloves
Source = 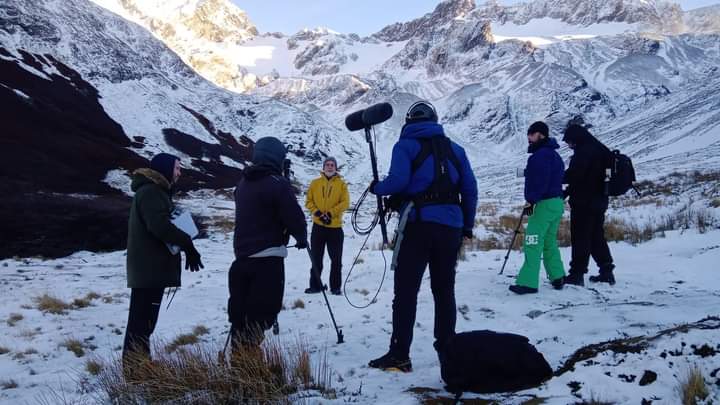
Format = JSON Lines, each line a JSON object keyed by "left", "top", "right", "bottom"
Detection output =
{"left": 462, "top": 229, "right": 474, "bottom": 239}
{"left": 183, "top": 243, "right": 204, "bottom": 272}
{"left": 522, "top": 203, "right": 534, "bottom": 217}
{"left": 321, "top": 212, "right": 332, "bottom": 225}
{"left": 295, "top": 239, "right": 308, "bottom": 249}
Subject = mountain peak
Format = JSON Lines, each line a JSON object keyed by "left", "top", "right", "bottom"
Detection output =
{"left": 373, "top": 0, "right": 476, "bottom": 42}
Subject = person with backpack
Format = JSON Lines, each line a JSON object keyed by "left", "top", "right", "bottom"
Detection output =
{"left": 304, "top": 157, "right": 350, "bottom": 295}
{"left": 562, "top": 124, "right": 616, "bottom": 286}
{"left": 124, "top": 153, "right": 203, "bottom": 370}
{"left": 510, "top": 122, "right": 566, "bottom": 294}
{"left": 367, "top": 101, "right": 478, "bottom": 372}
{"left": 230, "top": 137, "right": 308, "bottom": 351}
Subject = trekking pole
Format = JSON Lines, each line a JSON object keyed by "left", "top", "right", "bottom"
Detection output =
{"left": 306, "top": 247, "right": 344, "bottom": 344}
{"left": 499, "top": 210, "right": 526, "bottom": 275}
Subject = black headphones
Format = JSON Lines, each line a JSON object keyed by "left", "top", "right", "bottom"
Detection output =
{"left": 406, "top": 100, "right": 438, "bottom": 123}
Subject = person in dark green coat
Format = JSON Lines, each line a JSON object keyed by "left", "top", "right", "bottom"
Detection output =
{"left": 123, "top": 153, "right": 203, "bottom": 367}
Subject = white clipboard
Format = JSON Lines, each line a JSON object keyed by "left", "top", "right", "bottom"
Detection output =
{"left": 166, "top": 209, "right": 199, "bottom": 255}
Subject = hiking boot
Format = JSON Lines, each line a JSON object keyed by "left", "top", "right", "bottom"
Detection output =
{"left": 564, "top": 273, "right": 584, "bottom": 287}
{"left": 509, "top": 285, "right": 538, "bottom": 295}
{"left": 368, "top": 352, "right": 412, "bottom": 372}
{"left": 331, "top": 289, "right": 342, "bottom": 296}
{"left": 589, "top": 273, "right": 616, "bottom": 285}
{"left": 551, "top": 277, "right": 565, "bottom": 290}
{"left": 304, "top": 287, "right": 324, "bottom": 294}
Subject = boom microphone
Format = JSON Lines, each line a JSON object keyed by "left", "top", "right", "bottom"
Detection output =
{"left": 344, "top": 103, "right": 394, "bottom": 131}
{"left": 345, "top": 109, "right": 366, "bottom": 132}
{"left": 362, "top": 103, "right": 393, "bottom": 127}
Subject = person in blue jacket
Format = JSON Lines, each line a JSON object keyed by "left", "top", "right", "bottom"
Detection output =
{"left": 510, "top": 121, "right": 567, "bottom": 294}
{"left": 367, "top": 101, "right": 478, "bottom": 372}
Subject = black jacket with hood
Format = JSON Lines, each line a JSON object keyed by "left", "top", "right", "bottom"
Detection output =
{"left": 563, "top": 125, "right": 611, "bottom": 211}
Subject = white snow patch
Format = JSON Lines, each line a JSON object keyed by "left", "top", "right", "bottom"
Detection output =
{"left": 103, "top": 169, "right": 133, "bottom": 195}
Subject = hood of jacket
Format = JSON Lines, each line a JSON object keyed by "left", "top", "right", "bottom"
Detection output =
{"left": 131, "top": 168, "right": 171, "bottom": 192}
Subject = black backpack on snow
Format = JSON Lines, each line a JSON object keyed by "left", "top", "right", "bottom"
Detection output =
{"left": 607, "top": 150, "right": 637, "bottom": 197}
{"left": 439, "top": 330, "right": 553, "bottom": 394}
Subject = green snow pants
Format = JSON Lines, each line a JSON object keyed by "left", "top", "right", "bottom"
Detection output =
{"left": 515, "top": 197, "right": 566, "bottom": 289}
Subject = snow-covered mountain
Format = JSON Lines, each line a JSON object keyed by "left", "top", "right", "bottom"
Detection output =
{"left": 685, "top": 4, "right": 720, "bottom": 32}
{"left": 90, "top": 0, "right": 263, "bottom": 92}
{"left": 0, "top": 0, "right": 362, "bottom": 258}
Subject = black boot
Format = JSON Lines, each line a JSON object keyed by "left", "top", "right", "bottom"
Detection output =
{"left": 509, "top": 285, "right": 538, "bottom": 295}
{"left": 589, "top": 272, "right": 616, "bottom": 285}
{"left": 368, "top": 352, "right": 412, "bottom": 372}
{"left": 564, "top": 272, "right": 584, "bottom": 287}
{"left": 551, "top": 277, "right": 565, "bottom": 290}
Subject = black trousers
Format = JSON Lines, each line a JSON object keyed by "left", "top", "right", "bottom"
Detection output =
{"left": 123, "top": 288, "right": 164, "bottom": 361}
{"left": 569, "top": 206, "right": 614, "bottom": 275}
{"left": 228, "top": 257, "right": 284, "bottom": 350}
{"left": 389, "top": 222, "right": 462, "bottom": 359}
{"left": 309, "top": 224, "right": 344, "bottom": 291}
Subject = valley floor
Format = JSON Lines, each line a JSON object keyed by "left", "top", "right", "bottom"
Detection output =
{"left": 1, "top": 222, "right": 719, "bottom": 404}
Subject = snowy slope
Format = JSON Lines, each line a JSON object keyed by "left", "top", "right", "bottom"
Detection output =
{"left": 1, "top": 212, "right": 719, "bottom": 404}
{"left": 0, "top": 0, "right": 363, "bottom": 178}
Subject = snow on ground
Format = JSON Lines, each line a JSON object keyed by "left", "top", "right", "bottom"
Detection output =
{"left": 1, "top": 198, "right": 719, "bottom": 404}
{"left": 492, "top": 19, "right": 637, "bottom": 47}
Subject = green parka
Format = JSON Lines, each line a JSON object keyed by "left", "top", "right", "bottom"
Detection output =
{"left": 126, "top": 168, "right": 190, "bottom": 288}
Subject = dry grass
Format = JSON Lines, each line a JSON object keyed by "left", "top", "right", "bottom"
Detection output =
{"left": 193, "top": 325, "right": 210, "bottom": 336}
{"left": 292, "top": 299, "right": 306, "bottom": 310}
{"left": 34, "top": 294, "right": 72, "bottom": 315}
{"left": 711, "top": 198, "right": 720, "bottom": 208}
{"left": 6, "top": 313, "right": 23, "bottom": 327}
{"left": 72, "top": 298, "right": 92, "bottom": 309}
{"left": 61, "top": 338, "right": 87, "bottom": 358}
{"left": 90, "top": 337, "right": 332, "bottom": 404}
{"left": 86, "top": 359, "right": 104, "bottom": 376}
{"left": 0, "top": 346, "right": 10, "bottom": 355}
{"left": 166, "top": 333, "right": 200, "bottom": 354}
{"left": 85, "top": 292, "right": 102, "bottom": 300}
{"left": 0, "top": 379, "right": 18, "bottom": 390}
{"left": 678, "top": 366, "right": 709, "bottom": 405}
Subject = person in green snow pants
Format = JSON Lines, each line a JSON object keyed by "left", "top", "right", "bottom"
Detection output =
{"left": 510, "top": 122, "right": 567, "bottom": 295}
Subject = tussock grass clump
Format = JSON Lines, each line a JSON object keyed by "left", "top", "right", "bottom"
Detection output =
{"left": 165, "top": 325, "right": 212, "bottom": 353}
{"left": 193, "top": 325, "right": 210, "bottom": 336}
{"left": 1, "top": 379, "right": 18, "bottom": 390}
{"left": 6, "top": 313, "right": 23, "bottom": 327}
{"left": 0, "top": 346, "right": 10, "bottom": 355}
{"left": 34, "top": 294, "right": 72, "bottom": 315}
{"left": 166, "top": 333, "right": 199, "bottom": 354}
{"left": 72, "top": 298, "right": 92, "bottom": 309}
{"left": 86, "top": 359, "right": 103, "bottom": 376}
{"left": 292, "top": 299, "right": 305, "bottom": 310}
{"left": 678, "top": 366, "right": 709, "bottom": 405}
{"left": 85, "top": 292, "right": 102, "bottom": 300}
{"left": 91, "top": 337, "right": 332, "bottom": 404}
{"left": 61, "top": 338, "right": 87, "bottom": 358}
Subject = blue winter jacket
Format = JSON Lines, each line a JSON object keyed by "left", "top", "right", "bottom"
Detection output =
{"left": 374, "top": 122, "right": 478, "bottom": 231}
{"left": 524, "top": 137, "right": 565, "bottom": 204}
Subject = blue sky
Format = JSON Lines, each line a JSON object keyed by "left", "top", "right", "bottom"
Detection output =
{"left": 234, "top": 0, "right": 719, "bottom": 35}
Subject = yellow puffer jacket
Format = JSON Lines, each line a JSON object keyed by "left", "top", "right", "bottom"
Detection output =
{"left": 305, "top": 173, "right": 350, "bottom": 228}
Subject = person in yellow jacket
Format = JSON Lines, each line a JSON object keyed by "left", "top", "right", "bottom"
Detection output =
{"left": 305, "top": 157, "right": 350, "bottom": 295}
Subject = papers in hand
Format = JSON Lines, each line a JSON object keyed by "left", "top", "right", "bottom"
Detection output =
{"left": 166, "top": 209, "right": 199, "bottom": 255}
